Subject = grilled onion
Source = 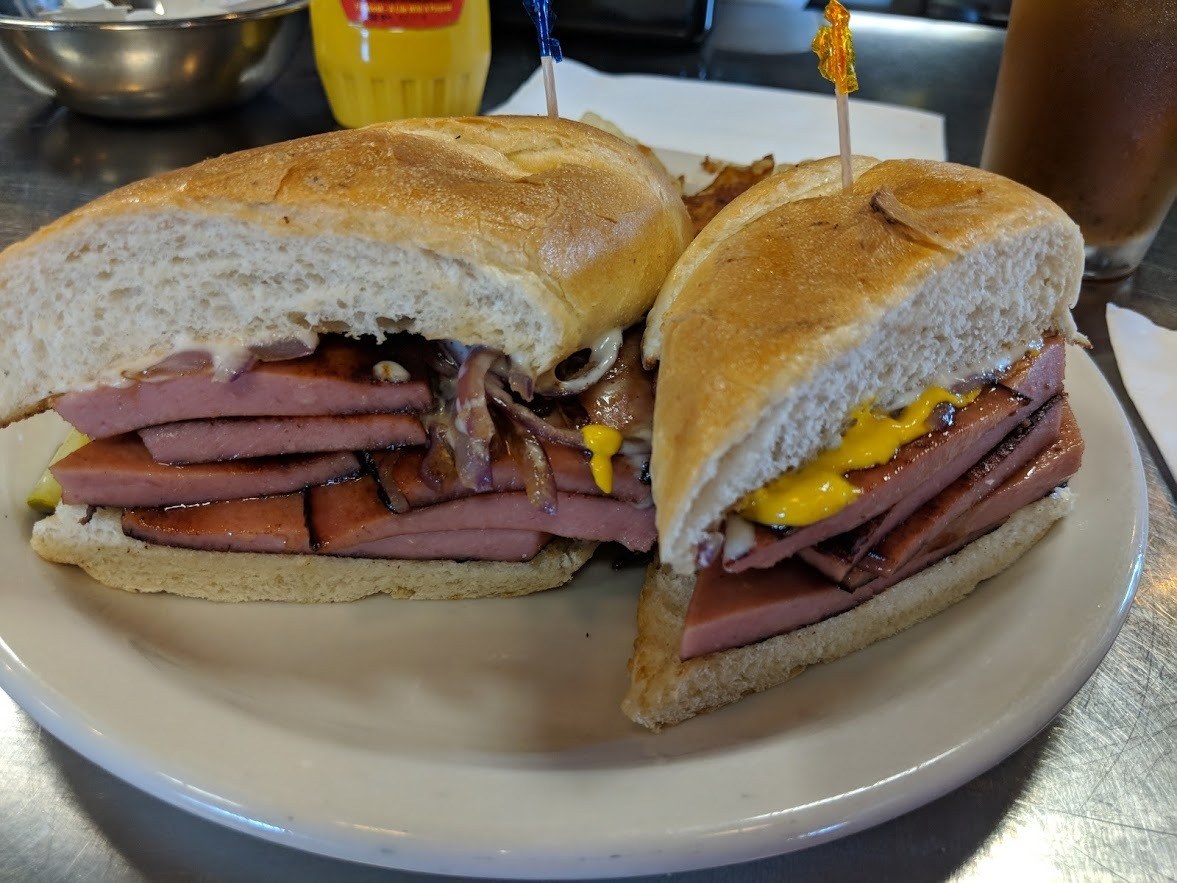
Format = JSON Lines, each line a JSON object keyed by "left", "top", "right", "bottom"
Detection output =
{"left": 485, "top": 377, "right": 588, "bottom": 450}
{"left": 454, "top": 346, "right": 500, "bottom": 443}
{"left": 211, "top": 349, "right": 257, "bottom": 383}
{"left": 420, "top": 415, "right": 459, "bottom": 491}
{"left": 504, "top": 422, "right": 558, "bottom": 515}
{"left": 453, "top": 429, "right": 493, "bottom": 491}
{"left": 534, "top": 329, "right": 623, "bottom": 396}
{"left": 696, "top": 531, "right": 724, "bottom": 569}
{"left": 577, "top": 328, "right": 653, "bottom": 439}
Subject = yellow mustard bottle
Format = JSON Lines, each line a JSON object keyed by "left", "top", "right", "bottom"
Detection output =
{"left": 310, "top": 0, "right": 491, "bottom": 129}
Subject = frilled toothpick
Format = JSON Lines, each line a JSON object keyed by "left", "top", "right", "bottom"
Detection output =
{"left": 521, "top": 0, "right": 563, "bottom": 118}
{"left": 812, "top": 0, "right": 859, "bottom": 189}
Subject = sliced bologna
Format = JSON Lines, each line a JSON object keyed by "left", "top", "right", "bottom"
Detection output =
{"left": 55, "top": 337, "right": 432, "bottom": 438}
{"left": 372, "top": 444, "right": 651, "bottom": 508}
{"left": 309, "top": 479, "right": 656, "bottom": 552}
{"left": 139, "top": 413, "right": 426, "bottom": 464}
{"left": 680, "top": 403, "right": 1083, "bottom": 659}
{"left": 123, "top": 494, "right": 553, "bottom": 562}
{"left": 724, "top": 337, "right": 1066, "bottom": 574}
{"left": 52, "top": 433, "right": 361, "bottom": 507}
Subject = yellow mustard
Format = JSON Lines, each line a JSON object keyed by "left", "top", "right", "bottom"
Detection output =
{"left": 581, "top": 424, "right": 623, "bottom": 495}
{"left": 739, "top": 386, "right": 979, "bottom": 528}
{"left": 310, "top": 0, "right": 491, "bottom": 129}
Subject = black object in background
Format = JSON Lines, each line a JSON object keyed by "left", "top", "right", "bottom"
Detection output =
{"left": 490, "top": 0, "right": 715, "bottom": 44}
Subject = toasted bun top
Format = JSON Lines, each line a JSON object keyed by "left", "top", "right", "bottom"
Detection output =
{"left": 0, "top": 115, "right": 691, "bottom": 426}
{"left": 648, "top": 157, "right": 1084, "bottom": 574}
{"left": 643, "top": 155, "right": 882, "bottom": 365}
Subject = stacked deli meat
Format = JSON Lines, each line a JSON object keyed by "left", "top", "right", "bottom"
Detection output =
{"left": 49, "top": 332, "right": 657, "bottom": 565}
{"left": 624, "top": 156, "right": 1088, "bottom": 730}
{"left": 0, "top": 115, "right": 693, "bottom": 600}
{"left": 679, "top": 336, "right": 1083, "bottom": 660}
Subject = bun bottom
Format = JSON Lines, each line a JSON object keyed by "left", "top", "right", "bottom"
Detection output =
{"left": 32, "top": 505, "right": 597, "bottom": 602}
{"left": 623, "top": 490, "right": 1074, "bottom": 731}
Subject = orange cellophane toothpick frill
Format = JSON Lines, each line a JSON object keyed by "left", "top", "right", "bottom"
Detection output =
{"left": 812, "top": 0, "right": 859, "bottom": 188}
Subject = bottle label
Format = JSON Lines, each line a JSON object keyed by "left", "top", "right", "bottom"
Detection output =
{"left": 340, "top": 0, "right": 463, "bottom": 28}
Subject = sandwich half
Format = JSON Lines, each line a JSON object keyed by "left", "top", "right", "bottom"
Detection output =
{"left": 625, "top": 156, "right": 1086, "bottom": 729}
{"left": 0, "top": 115, "right": 692, "bottom": 602}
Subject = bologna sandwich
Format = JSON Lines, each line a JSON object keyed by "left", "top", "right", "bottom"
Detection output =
{"left": 0, "top": 116, "right": 692, "bottom": 602}
{"left": 624, "top": 156, "right": 1086, "bottom": 730}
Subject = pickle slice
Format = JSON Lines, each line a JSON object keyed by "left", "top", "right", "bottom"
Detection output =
{"left": 27, "top": 428, "right": 89, "bottom": 514}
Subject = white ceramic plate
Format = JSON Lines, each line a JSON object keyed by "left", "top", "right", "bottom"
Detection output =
{"left": 0, "top": 348, "right": 1146, "bottom": 879}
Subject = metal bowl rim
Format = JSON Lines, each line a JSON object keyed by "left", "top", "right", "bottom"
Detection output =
{"left": 0, "top": 0, "right": 306, "bottom": 30}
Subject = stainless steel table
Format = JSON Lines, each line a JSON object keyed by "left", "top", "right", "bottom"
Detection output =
{"left": 1, "top": 9, "right": 1173, "bottom": 881}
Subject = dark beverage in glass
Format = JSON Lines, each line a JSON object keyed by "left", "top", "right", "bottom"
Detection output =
{"left": 982, "top": 0, "right": 1177, "bottom": 280}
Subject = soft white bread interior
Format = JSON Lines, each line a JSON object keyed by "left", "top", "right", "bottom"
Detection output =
{"left": 623, "top": 488, "right": 1074, "bottom": 731}
{"left": 646, "top": 158, "right": 1084, "bottom": 575}
{"left": 32, "top": 504, "right": 597, "bottom": 602}
{"left": 0, "top": 115, "right": 692, "bottom": 427}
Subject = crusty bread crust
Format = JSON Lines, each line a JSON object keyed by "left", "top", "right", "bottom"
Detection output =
{"left": 642, "top": 155, "right": 882, "bottom": 366}
{"left": 0, "top": 115, "right": 692, "bottom": 427}
{"left": 32, "top": 504, "right": 597, "bottom": 602}
{"left": 645, "top": 158, "right": 1084, "bottom": 574}
{"left": 623, "top": 489, "right": 1074, "bottom": 731}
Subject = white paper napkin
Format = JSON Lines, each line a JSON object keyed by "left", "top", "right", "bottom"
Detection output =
{"left": 1106, "top": 303, "right": 1177, "bottom": 475}
{"left": 488, "top": 58, "right": 946, "bottom": 164}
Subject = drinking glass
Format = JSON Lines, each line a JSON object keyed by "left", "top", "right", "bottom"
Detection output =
{"left": 981, "top": 0, "right": 1177, "bottom": 280}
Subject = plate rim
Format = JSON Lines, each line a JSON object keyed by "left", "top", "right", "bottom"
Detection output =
{"left": 0, "top": 347, "right": 1148, "bottom": 879}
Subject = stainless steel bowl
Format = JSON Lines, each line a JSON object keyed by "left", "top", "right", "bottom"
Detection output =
{"left": 0, "top": 0, "right": 308, "bottom": 119}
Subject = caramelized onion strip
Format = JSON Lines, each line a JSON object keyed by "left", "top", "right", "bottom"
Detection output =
{"left": 453, "top": 430, "right": 493, "bottom": 491}
{"left": 534, "top": 329, "right": 624, "bottom": 396}
{"left": 454, "top": 346, "right": 499, "bottom": 442}
{"left": 505, "top": 423, "right": 558, "bottom": 515}
{"left": 485, "top": 378, "right": 588, "bottom": 451}
{"left": 420, "top": 415, "right": 459, "bottom": 491}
